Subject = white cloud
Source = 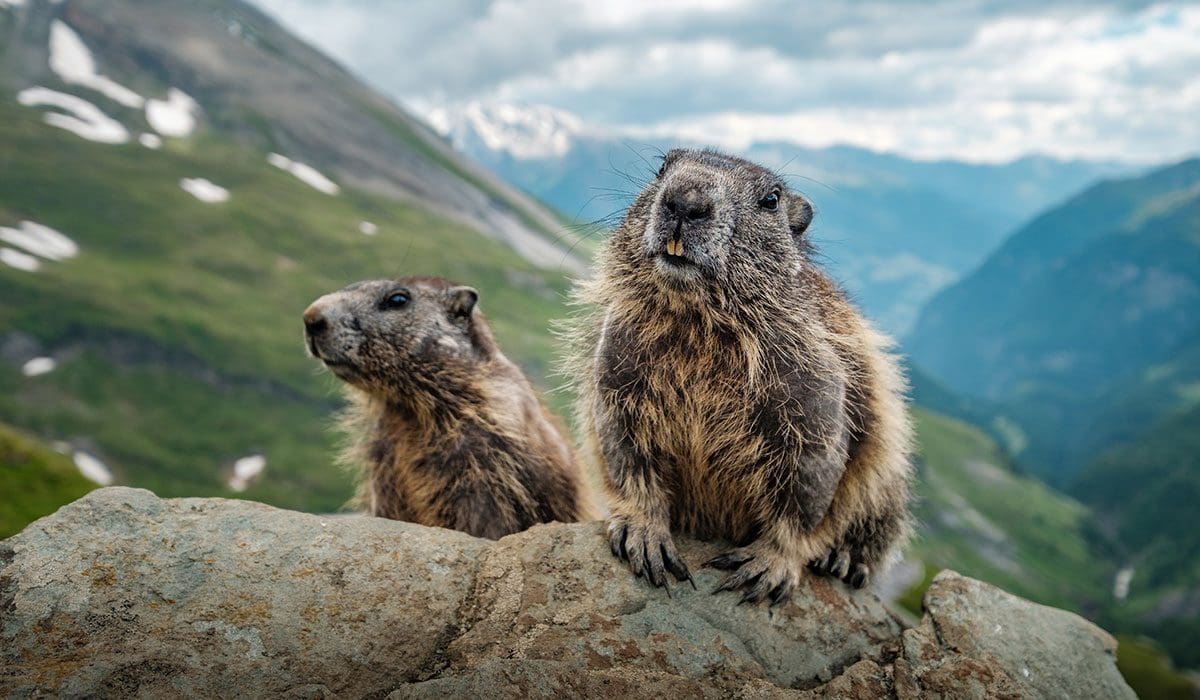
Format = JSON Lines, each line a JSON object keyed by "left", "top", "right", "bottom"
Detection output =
{"left": 597, "top": 5, "right": 1200, "bottom": 162}
{"left": 250, "top": 0, "right": 1200, "bottom": 163}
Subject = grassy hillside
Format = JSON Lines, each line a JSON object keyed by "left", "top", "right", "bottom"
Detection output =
{"left": 0, "top": 97, "right": 573, "bottom": 513}
{"left": 0, "top": 421, "right": 95, "bottom": 538}
{"left": 906, "top": 409, "right": 1110, "bottom": 612}
{"left": 1115, "top": 636, "right": 1198, "bottom": 700}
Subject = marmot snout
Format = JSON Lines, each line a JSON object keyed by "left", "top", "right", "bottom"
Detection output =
{"left": 306, "top": 276, "right": 597, "bottom": 539}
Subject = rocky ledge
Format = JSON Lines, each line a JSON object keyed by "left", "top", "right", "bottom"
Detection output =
{"left": 1, "top": 487, "right": 1132, "bottom": 698}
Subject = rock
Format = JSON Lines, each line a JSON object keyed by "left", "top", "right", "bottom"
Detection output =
{"left": 0, "top": 488, "right": 1134, "bottom": 698}
{"left": 895, "top": 571, "right": 1135, "bottom": 699}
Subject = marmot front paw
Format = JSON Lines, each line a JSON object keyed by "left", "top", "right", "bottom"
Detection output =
{"left": 808, "top": 547, "right": 870, "bottom": 589}
{"left": 607, "top": 515, "right": 694, "bottom": 590}
{"left": 704, "top": 542, "right": 802, "bottom": 606}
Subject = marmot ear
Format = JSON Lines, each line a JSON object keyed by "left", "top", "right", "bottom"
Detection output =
{"left": 789, "top": 197, "right": 814, "bottom": 236}
{"left": 449, "top": 286, "right": 478, "bottom": 319}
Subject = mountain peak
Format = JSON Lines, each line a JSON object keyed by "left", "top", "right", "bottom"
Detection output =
{"left": 424, "top": 100, "right": 587, "bottom": 160}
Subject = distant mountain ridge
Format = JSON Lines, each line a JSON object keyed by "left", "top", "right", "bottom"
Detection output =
{"left": 906, "top": 157, "right": 1200, "bottom": 670}
{"left": 908, "top": 157, "right": 1200, "bottom": 481}
{"left": 426, "top": 100, "right": 1132, "bottom": 334}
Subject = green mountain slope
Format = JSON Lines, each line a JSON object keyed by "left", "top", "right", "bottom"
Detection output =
{"left": 907, "top": 409, "right": 1110, "bottom": 612}
{"left": 0, "top": 96, "right": 573, "bottom": 511}
{"left": 0, "top": 421, "right": 95, "bottom": 538}
{"left": 0, "top": 0, "right": 585, "bottom": 269}
{"left": 907, "top": 158, "right": 1200, "bottom": 482}
{"left": 0, "top": 0, "right": 581, "bottom": 513}
{"left": 1076, "top": 404, "right": 1200, "bottom": 668}
{"left": 900, "top": 408, "right": 1200, "bottom": 690}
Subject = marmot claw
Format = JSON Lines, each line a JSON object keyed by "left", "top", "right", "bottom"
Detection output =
{"left": 705, "top": 544, "right": 799, "bottom": 606}
{"left": 608, "top": 516, "right": 695, "bottom": 591}
{"left": 809, "top": 548, "right": 871, "bottom": 589}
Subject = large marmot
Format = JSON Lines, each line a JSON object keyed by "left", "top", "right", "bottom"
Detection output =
{"left": 565, "top": 149, "right": 913, "bottom": 603}
{"left": 305, "top": 276, "right": 597, "bottom": 538}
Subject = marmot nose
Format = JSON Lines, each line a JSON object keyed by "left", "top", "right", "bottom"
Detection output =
{"left": 663, "top": 186, "right": 714, "bottom": 223}
{"left": 303, "top": 303, "right": 328, "bottom": 336}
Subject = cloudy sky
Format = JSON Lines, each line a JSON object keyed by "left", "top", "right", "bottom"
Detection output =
{"left": 250, "top": 0, "right": 1200, "bottom": 163}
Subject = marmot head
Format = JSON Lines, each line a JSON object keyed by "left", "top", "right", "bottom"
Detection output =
{"left": 611, "top": 148, "right": 814, "bottom": 292}
{"left": 303, "top": 276, "right": 490, "bottom": 398}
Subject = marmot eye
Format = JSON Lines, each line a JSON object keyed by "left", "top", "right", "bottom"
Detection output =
{"left": 657, "top": 162, "right": 667, "bottom": 177}
{"left": 381, "top": 291, "right": 409, "bottom": 309}
{"left": 760, "top": 190, "right": 780, "bottom": 210}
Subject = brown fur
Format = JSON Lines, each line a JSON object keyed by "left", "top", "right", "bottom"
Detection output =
{"left": 563, "top": 149, "right": 913, "bottom": 601}
{"left": 305, "top": 276, "right": 598, "bottom": 539}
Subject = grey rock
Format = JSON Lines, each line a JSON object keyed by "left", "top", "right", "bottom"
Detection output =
{"left": 1, "top": 488, "right": 1134, "bottom": 699}
{"left": 895, "top": 570, "right": 1135, "bottom": 700}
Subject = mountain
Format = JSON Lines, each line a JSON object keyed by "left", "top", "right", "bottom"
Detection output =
{"left": 906, "top": 157, "right": 1200, "bottom": 671}
{"left": 907, "top": 158, "right": 1200, "bottom": 482}
{"left": 0, "top": 0, "right": 583, "bottom": 513}
{"left": 0, "top": 421, "right": 95, "bottom": 538}
{"left": 428, "top": 100, "right": 1131, "bottom": 334}
{"left": 0, "top": 1, "right": 585, "bottom": 274}
{"left": 1075, "top": 404, "right": 1200, "bottom": 669}
{"left": 906, "top": 408, "right": 1110, "bottom": 614}
{"left": 908, "top": 399, "right": 1199, "bottom": 678}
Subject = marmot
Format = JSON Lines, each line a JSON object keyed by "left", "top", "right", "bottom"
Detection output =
{"left": 565, "top": 149, "right": 913, "bottom": 603}
{"left": 304, "top": 276, "right": 597, "bottom": 539}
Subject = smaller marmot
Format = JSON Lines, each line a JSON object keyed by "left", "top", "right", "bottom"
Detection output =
{"left": 304, "top": 276, "right": 596, "bottom": 539}
{"left": 565, "top": 149, "right": 914, "bottom": 603}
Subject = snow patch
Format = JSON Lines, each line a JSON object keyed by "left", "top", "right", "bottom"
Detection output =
{"left": 74, "top": 451, "right": 114, "bottom": 486}
{"left": 180, "top": 178, "right": 230, "bottom": 203}
{"left": 0, "top": 0, "right": 28, "bottom": 9}
{"left": 358, "top": 221, "right": 378, "bottom": 235}
{"left": 1, "top": 248, "right": 40, "bottom": 272}
{"left": 17, "top": 86, "right": 129, "bottom": 144}
{"left": 267, "top": 153, "right": 340, "bottom": 195}
{"left": 228, "top": 454, "right": 265, "bottom": 492}
{"left": 139, "top": 133, "right": 162, "bottom": 149}
{"left": 427, "top": 101, "right": 584, "bottom": 160}
{"left": 146, "top": 88, "right": 199, "bottom": 138}
{"left": 1114, "top": 567, "right": 1135, "bottom": 600}
{"left": 0, "top": 220, "right": 79, "bottom": 261}
{"left": 49, "top": 20, "right": 144, "bottom": 109}
{"left": 21, "top": 357, "right": 56, "bottom": 376}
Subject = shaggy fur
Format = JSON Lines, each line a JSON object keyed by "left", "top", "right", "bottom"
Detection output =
{"left": 305, "top": 276, "right": 597, "bottom": 539}
{"left": 563, "top": 149, "right": 914, "bottom": 603}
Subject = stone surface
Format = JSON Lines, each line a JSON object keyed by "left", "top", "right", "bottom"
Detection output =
{"left": 0, "top": 488, "right": 1134, "bottom": 698}
{"left": 895, "top": 571, "right": 1135, "bottom": 700}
